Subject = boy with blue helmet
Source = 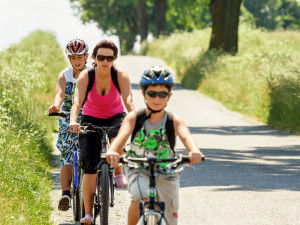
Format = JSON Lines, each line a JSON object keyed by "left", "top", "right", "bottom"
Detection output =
{"left": 106, "top": 65, "right": 204, "bottom": 225}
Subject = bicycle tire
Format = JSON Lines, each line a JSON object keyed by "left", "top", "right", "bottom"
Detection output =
{"left": 73, "top": 187, "right": 81, "bottom": 221}
{"left": 146, "top": 214, "right": 158, "bottom": 225}
{"left": 100, "top": 163, "right": 109, "bottom": 225}
{"left": 72, "top": 167, "right": 81, "bottom": 221}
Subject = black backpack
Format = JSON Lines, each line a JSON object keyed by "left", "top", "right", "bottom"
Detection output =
{"left": 84, "top": 66, "right": 120, "bottom": 102}
{"left": 131, "top": 108, "right": 176, "bottom": 151}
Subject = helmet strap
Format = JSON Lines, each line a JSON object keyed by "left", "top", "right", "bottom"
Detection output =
{"left": 146, "top": 104, "right": 164, "bottom": 114}
{"left": 144, "top": 100, "right": 166, "bottom": 120}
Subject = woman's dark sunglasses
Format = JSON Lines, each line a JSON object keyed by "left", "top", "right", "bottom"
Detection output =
{"left": 145, "top": 91, "right": 170, "bottom": 98}
{"left": 96, "top": 55, "right": 115, "bottom": 62}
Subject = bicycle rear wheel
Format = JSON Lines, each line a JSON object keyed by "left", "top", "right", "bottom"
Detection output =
{"left": 99, "top": 163, "right": 109, "bottom": 225}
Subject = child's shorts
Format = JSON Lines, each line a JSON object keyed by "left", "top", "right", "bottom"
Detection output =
{"left": 126, "top": 169, "right": 182, "bottom": 225}
{"left": 56, "top": 116, "right": 81, "bottom": 166}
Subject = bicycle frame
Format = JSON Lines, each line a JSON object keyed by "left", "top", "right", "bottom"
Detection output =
{"left": 137, "top": 158, "right": 168, "bottom": 225}
{"left": 73, "top": 150, "right": 80, "bottom": 190}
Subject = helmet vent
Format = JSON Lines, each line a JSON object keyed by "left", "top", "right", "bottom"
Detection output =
{"left": 153, "top": 71, "right": 161, "bottom": 78}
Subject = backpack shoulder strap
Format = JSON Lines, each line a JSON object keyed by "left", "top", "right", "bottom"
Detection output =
{"left": 111, "top": 66, "right": 121, "bottom": 94}
{"left": 165, "top": 111, "right": 175, "bottom": 151}
{"left": 83, "top": 68, "right": 95, "bottom": 103}
{"left": 130, "top": 109, "right": 176, "bottom": 151}
{"left": 131, "top": 108, "right": 147, "bottom": 143}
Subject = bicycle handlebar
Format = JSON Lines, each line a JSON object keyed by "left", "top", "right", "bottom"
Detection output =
{"left": 48, "top": 112, "right": 70, "bottom": 117}
{"left": 80, "top": 123, "right": 121, "bottom": 134}
{"left": 119, "top": 154, "right": 205, "bottom": 166}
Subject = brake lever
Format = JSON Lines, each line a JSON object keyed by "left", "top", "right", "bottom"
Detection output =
{"left": 80, "top": 126, "right": 88, "bottom": 134}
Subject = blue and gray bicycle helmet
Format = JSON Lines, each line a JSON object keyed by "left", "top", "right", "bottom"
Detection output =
{"left": 65, "top": 38, "right": 89, "bottom": 55}
{"left": 140, "top": 65, "right": 174, "bottom": 90}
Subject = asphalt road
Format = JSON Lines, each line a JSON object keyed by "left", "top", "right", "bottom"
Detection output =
{"left": 51, "top": 55, "right": 300, "bottom": 225}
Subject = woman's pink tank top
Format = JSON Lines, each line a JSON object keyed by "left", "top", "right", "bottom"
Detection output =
{"left": 82, "top": 75, "right": 124, "bottom": 119}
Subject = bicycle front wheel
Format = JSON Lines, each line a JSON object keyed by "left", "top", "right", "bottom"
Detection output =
{"left": 72, "top": 167, "right": 82, "bottom": 221}
{"left": 146, "top": 214, "right": 158, "bottom": 225}
{"left": 99, "top": 163, "right": 109, "bottom": 225}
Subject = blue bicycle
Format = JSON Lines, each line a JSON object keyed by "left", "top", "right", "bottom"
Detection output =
{"left": 49, "top": 112, "right": 82, "bottom": 222}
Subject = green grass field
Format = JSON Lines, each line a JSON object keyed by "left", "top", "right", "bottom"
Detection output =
{"left": 0, "top": 31, "right": 66, "bottom": 224}
{"left": 141, "top": 25, "right": 300, "bottom": 134}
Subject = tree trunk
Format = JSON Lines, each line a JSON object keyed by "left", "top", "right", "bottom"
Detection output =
{"left": 126, "top": 17, "right": 138, "bottom": 52}
{"left": 137, "top": 0, "right": 148, "bottom": 42}
{"left": 209, "top": 0, "right": 242, "bottom": 54}
{"left": 119, "top": 17, "right": 138, "bottom": 53}
{"left": 154, "top": 0, "right": 167, "bottom": 38}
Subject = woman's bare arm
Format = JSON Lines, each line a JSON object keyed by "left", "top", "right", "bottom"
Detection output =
{"left": 118, "top": 68, "right": 135, "bottom": 112}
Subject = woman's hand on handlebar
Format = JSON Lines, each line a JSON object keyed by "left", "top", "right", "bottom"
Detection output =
{"left": 188, "top": 151, "right": 203, "bottom": 164}
{"left": 106, "top": 151, "right": 120, "bottom": 168}
{"left": 69, "top": 121, "right": 81, "bottom": 133}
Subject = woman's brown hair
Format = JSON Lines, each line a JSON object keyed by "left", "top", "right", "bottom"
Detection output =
{"left": 91, "top": 39, "right": 118, "bottom": 59}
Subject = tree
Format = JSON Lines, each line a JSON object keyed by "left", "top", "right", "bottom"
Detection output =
{"left": 154, "top": 0, "right": 168, "bottom": 37}
{"left": 137, "top": 0, "right": 148, "bottom": 42}
{"left": 243, "top": 0, "right": 282, "bottom": 30}
{"left": 243, "top": 0, "right": 300, "bottom": 30}
{"left": 70, "top": 0, "right": 138, "bottom": 53}
{"left": 209, "top": 0, "right": 242, "bottom": 54}
{"left": 166, "top": 0, "right": 211, "bottom": 32}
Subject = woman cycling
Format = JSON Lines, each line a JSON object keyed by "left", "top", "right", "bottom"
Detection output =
{"left": 48, "top": 38, "right": 91, "bottom": 211}
{"left": 69, "top": 40, "right": 135, "bottom": 223}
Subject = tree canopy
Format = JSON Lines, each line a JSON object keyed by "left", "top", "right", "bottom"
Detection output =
{"left": 70, "top": 0, "right": 300, "bottom": 53}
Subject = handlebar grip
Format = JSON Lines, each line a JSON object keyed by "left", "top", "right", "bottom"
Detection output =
{"left": 49, "top": 112, "right": 68, "bottom": 117}
{"left": 181, "top": 155, "right": 190, "bottom": 163}
{"left": 119, "top": 156, "right": 126, "bottom": 164}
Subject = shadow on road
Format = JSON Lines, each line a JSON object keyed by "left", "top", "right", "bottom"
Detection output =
{"left": 177, "top": 144, "right": 300, "bottom": 191}
{"left": 188, "top": 125, "right": 290, "bottom": 137}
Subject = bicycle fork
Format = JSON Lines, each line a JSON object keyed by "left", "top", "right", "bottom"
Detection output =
{"left": 138, "top": 162, "right": 167, "bottom": 225}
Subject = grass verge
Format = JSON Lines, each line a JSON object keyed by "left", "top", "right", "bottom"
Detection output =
{"left": 0, "top": 31, "right": 66, "bottom": 224}
{"left": 141, "top": 25, "right": 300, "bottom": 134}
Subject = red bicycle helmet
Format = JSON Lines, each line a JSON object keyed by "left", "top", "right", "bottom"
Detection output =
{"left": 65, "top": 38, "right": 89, "bottom": 55}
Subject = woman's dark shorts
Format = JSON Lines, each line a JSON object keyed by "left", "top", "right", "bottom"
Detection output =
{"left": 79, "top": 113, "right": 125, "bottom": 174}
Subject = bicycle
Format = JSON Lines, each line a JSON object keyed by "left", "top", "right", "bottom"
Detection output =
{"left": 49, "top": 112, "right": 82, "bottom": 222}
{"left": 120, "top": 154, "right": 205, "bottom": 225}
{"left": 80, "top": 123, "right": 121, "bottom": 225}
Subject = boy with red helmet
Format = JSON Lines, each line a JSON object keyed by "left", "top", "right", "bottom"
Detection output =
{"left": 49, "top": 38, "right": 91, "bottom": 211}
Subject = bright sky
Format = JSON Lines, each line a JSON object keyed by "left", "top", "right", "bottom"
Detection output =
{"left": 0, "top": 0, "right": 119, "bottom": 53}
